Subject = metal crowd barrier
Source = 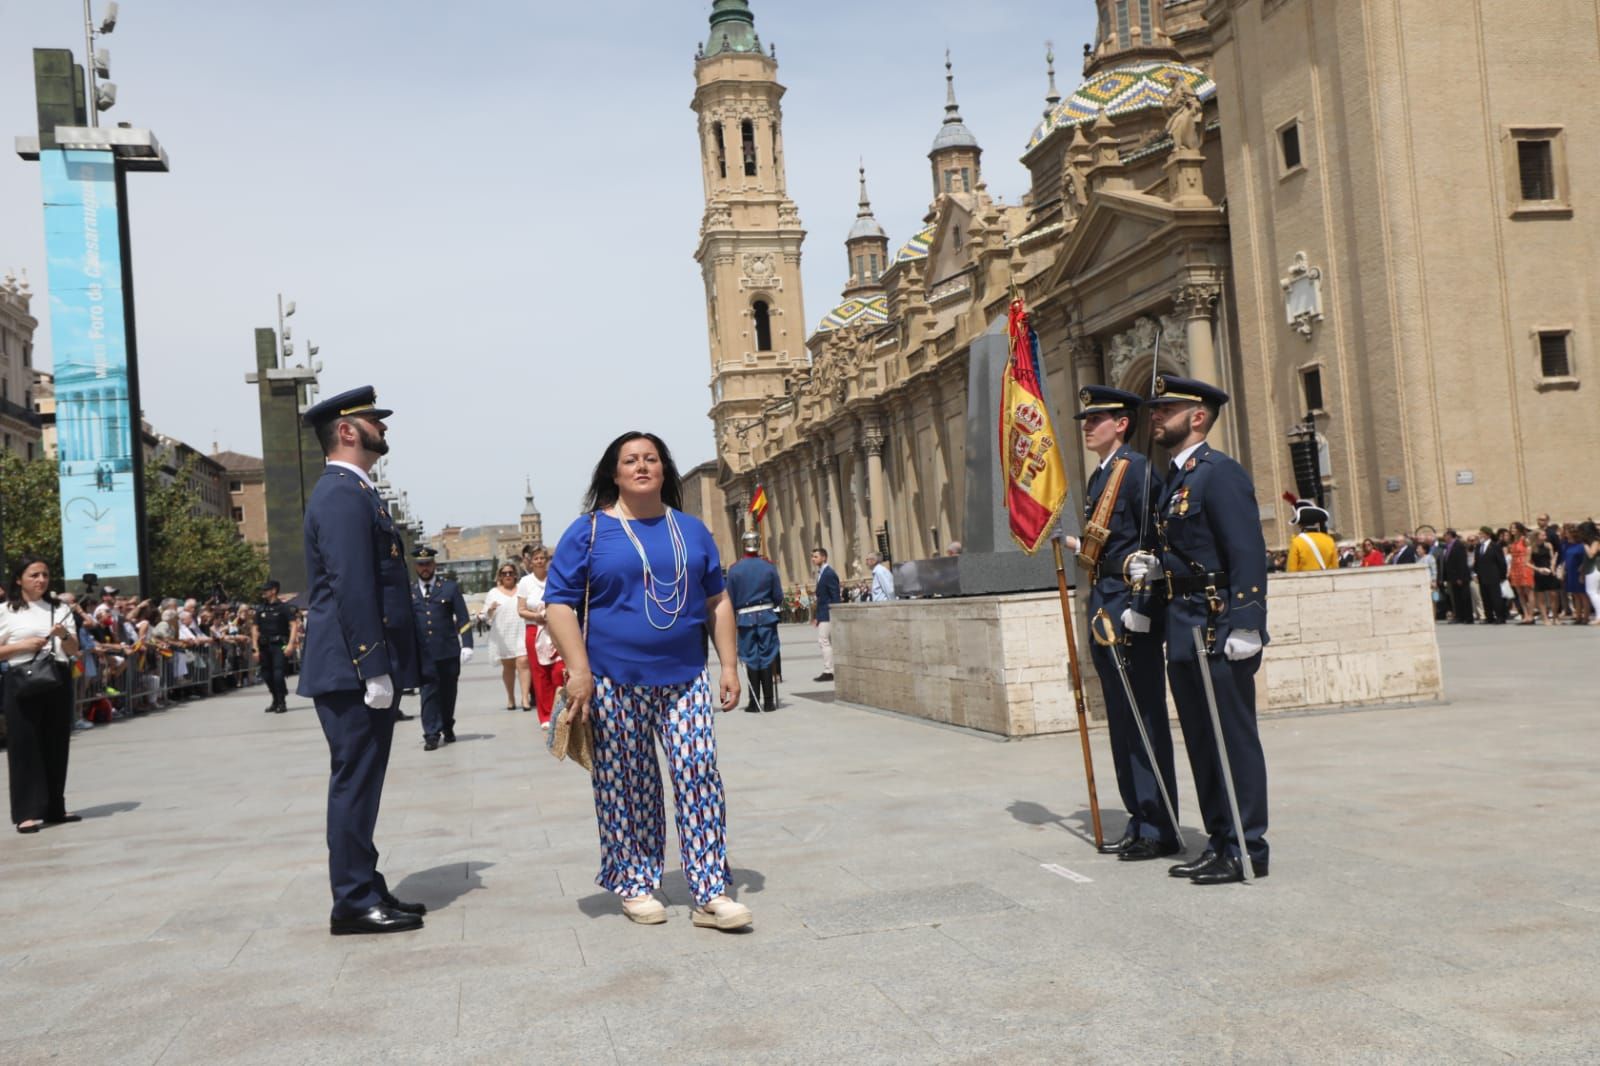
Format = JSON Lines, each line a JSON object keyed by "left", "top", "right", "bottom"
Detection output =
{"left": 71, "top": 639, "right": 290, "bottom": 724}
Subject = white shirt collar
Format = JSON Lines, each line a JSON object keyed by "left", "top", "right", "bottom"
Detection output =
{"left": 1171, "top": 441, "right": 1205, "bottom": 470}
{"left": 326, "top": 460, "right": 373, "bottom": 487}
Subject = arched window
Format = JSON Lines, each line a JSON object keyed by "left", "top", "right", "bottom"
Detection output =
{"left": 1115, "top": 0, "right": 1130, "bottom": 47}
{"left": 752, "top": 300, "right": 773, "bottom": 351}
{"left": 713, "top": 123, "right": 727, "bottom": 179}
{"left": 741, "top": 119, "right": 758, "bottom": 177}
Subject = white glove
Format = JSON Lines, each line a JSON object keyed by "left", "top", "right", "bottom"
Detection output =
{"left": 363, "top": 673, "right": 394, "bottom": 709}
{"left": 1120, "top": 609, "right": 1151, "bottom": 634}
{"left": 1224, "top": 630, "right": 1263, "bottom": 661}
{"left": 459, "top": 647, "right": 474, "bottom": 666}
{"left": 1126, "top": 551, "right": 1162, "bottom": 584}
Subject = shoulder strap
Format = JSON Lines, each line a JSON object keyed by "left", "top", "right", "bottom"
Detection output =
{"left": 581, "top": 512, "right": 596, "bottom": 642}
{"left": 1296, "top": 532, "right": 1330, "bottom": 570}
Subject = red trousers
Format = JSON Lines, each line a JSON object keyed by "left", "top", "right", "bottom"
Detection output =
{"left": 525, "top": 625, "right": 564, "bottom": 725}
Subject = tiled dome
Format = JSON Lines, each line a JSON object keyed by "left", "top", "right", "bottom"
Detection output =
{"left": 1026, "top": 61, "right": 1216, "bottom": 150}
{"left": 814, "top": 294, "right": 889, "bottom": 335}
{"left": 892, "top": 224, "right": 935, "bottom": 265}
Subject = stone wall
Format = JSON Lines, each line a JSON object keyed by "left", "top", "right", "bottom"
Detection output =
{"left": 832, "top": 563, "right": 1442, "bottom": 737}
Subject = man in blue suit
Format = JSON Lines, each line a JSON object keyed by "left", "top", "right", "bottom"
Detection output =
{"left": 810, "top": 547, "right": 842, "bottom": 682}
{"left": 410, "top": 547, "right": 474, "bottom": 750}
{"left": 1128, "top": 375, "right": 1270, "bottom": 885}
{"left": 1059, "top": 386, "right": 1179, "bottom": 861}
{"left": 728, "top": 531, "right": 783, "bottom": 712}
{"left": 298, "top": 386, "right": 427, "bottom": 934}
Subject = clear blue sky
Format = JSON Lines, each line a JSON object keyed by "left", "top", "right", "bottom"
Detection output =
{"left": 0, "top": 0, "right": 1095, "bottom": 539}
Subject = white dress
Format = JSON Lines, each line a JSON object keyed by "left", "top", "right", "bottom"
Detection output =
{"left": 483, "top": 586, "right": 524, "bottom": 661}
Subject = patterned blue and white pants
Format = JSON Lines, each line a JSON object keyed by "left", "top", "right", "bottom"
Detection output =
{"left": 590, "top": 673, "right": 730, "bottom": 906}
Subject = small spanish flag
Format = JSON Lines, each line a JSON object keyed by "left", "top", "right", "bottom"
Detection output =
{"left": 749, "top": 483, "right": 769, "bottom": 524}
{"left": 1000, "top": 297, "right": 1069, "bottom": 554}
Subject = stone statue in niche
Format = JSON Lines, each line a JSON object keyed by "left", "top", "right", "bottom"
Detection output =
{"left": 1280, "top": 251, "right": 1324, "bottom": 341}
{"left": 1163, "top": 74, "right": 1204, "bottom": 153}
{"left": 1104, "top": 313, "right": 1190, "bottom": 387}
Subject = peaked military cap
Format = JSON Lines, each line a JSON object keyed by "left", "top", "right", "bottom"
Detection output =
{"left": 1142, "top": 374, "right": 1229, "bottom": 408}
{"left": 301, "top": 385, "right": 392, "bottom": 429}
{"left": 411, "top": 546, "right": 439, "bottom": 560}
{"left": 260, "top": 579, "right": 280, "bottom": 592}
{"left": 1072, "top": 385, "right": 1143, "bottom": 420}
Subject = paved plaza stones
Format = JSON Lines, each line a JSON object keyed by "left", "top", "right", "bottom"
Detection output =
{"left": 2, "top": 624, "right": 1597, "bottom": 1064}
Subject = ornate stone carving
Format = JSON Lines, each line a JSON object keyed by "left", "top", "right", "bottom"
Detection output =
{"left": 1174, "top": 282, "right": 1221, "bottom": 320}
{"left": 1163, "top": 75, "right": 1205, "bottom": 153}
{"left": 1066, "top": 333, "right": 1100, "bottom": 371}
{"left": 1104, "top": 313, "right": 1189, "bottom": 386}
{"left": 1280, "top": 251, "right": 1324, "bottom": 341}
{"left": 741, "top": 251, "right": 777, "bottom": 289}
{"left": 863, "top": 426, "right": 887, "bottom": 457}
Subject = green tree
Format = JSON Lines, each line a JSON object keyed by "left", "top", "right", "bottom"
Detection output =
{"left": 0, "top": 453, "right": 63, "bottom": 579}
{"left": 144, "top": 460, "right": 269, "bottom": 601}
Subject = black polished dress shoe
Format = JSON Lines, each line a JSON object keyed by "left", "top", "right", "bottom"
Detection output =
{"left": 264, "top": 703, "right": 276, "bottom": 713}
{"left": 763, "top": 701, "right": 776, "bottom": 712}
{"left": 813, "top": 672, "right": 834, "bottom": 682}
{"left": 1169, "top": 849, "right": 1218, "bottom": 878}
{"left": 744, "top": 702, "right": 761, "bottom": 713}
{"left": 381, "top": 895, "right": 427, "bottom": 916}
{"left": 394, "top": 711, "right": 415, "bottom": 722}
{"left": 1119, "top": 838, "right": 1183, "bottom": 861}
{"left": 274, "top": 703, "right": 288, "bottom": 714}
{"left": 329, "top": 905, "right": 423, "bottom": 935}
{"left": 423, "top": 736, "right": 440, "bottom": 751}
{"left": 442, "top": 730, "right": 456, "bottom": 744}
{"left": 1097, "top": 828, "right": 1137, "bottom": 855}
{"left": 1190, "top": 854, "right": 1268, "bottom": 885}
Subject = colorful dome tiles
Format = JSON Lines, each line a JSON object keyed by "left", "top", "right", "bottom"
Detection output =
{"left": 1026, "top": 61, "right": 1216, "bottom": 150}
{"left": 814, "top": 294, "right": 888, "bottom": 334}
{"left": 892, "top": 223, "right": 935, "bottom": 265}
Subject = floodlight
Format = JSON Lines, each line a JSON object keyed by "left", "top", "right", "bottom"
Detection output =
{"left": 284, "top": 301, "right": 296, "bottom": 316}
{"left": 307, "top": 344, "right": 319, "bottom": 356}
{"left": 282, "top": 326, "right": 293, "bottom": 341}
{"left": 94, "top": 49, "right": 111, "bottom": 78}
{"left": 100, "top": 3, "right": 119, "bottom": 34}
{"left": 94, "top": 82, "right": 117, "bottom": 111}
{"left": 282, "top": 340, "right": 294, "bottom": 357}
{"left": 311, "top": 360, "right": 323, "bottom": 373}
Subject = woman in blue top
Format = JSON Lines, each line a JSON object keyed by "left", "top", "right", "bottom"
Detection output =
{"left": 543, "top": 432, "right": 750, "bottom": 931}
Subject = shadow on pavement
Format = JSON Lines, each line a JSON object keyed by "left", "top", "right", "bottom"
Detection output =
{"left": 77, "top": 801, "right": 141, "bottom": 819}
{"left": 392, "top": 860, "right": 493, "bottom": 910}
{"left": 1008, "top": 799, "right": 1122, "bottom": 846}
{"left": 448, "top": 733, "right": 496, "bottom": 742}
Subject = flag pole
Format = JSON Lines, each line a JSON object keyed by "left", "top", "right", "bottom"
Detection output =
{"left": 1052, "top": 528, "right": 1103, "bottom": 849}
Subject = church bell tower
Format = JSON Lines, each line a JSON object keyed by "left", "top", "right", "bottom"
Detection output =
{"left": 691, "top": 0, "right": 807, "bottom": 479}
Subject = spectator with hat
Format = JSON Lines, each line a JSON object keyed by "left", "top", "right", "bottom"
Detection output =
{"left": 297, "top": 386, "right": 426, "bottom": 936}
{"left": 1283, "top": 497, "right": 1336, "bottom": 572}
{"left": 409, "top": 546, "right": 473, "bottom": 750}
{"left": 252, "top": 579, "right": 300, "bottom": 714}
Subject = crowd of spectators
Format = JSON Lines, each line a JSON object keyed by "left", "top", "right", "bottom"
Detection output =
{"left": 1268, "top": 514, "right": 1600, "bottom": 626}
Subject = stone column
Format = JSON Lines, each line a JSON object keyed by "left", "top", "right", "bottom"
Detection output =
{"left": 820, "top": 445, "right": 847, "bottom": 563}
{"left": 863, "top": 424, "right": 887, "bottom": 555}
{"left": 849, "top": 445, "right": 869, "bottom": 561}
{"left": 1174, "top": 282, "right": 1221, "bottom": 389}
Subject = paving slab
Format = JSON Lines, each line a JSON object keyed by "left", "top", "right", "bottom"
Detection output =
{"left": 0, "top": 622, "right": 1595, "bottom": 1063}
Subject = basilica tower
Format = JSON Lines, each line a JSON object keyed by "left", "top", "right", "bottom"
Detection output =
{"left": 691, "top": 0, "right": 806, "bottom": 484}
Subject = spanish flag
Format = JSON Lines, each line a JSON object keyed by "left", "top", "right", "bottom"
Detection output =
{"left": 749, "top": 483, "right": 769, "bottom": 524}
{"left": 1001, "top": 297, "right": 1069, "bottom": 554}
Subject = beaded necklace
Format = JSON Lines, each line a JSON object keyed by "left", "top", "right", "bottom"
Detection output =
{"left": 615, "top": 506, "right": 690, "bottom": 631}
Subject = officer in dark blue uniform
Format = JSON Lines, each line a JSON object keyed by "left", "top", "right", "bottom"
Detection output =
{"left": 726, "top": 531, "right": 783, "bottom": 713}
{"left": 410, "top": 546, "right": 473, "bottom": 750}
{"left": 298, "top": 386, "right": 427, "bottom": 934}
{"left": 1128, "top": 375, "right": 1270, "bottom": 885}
{"left": 252, "top": 579, "right": 300, "bottom": 714}
{"left": 1059, "top": 386, "right": 1179, "bottom": 860}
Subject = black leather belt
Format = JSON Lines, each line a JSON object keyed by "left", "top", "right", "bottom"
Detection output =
{"left": 1167, "top": 571, "right": 1229, "bottom": 596}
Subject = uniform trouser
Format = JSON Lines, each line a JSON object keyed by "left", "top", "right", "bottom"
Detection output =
{"left": 420, "top": 654, "right": 461, "bottom": 739}
{"left": 745, "top": 665, "right": 775, "bottom": 708}
{"left": 816, "top": 621, "right": 834, "bottom": 672}
{"left": 259, "top": 643, "right": 288, "bottom": 704}
{"left": 1168, "top": 650, "right": 1269, "bottom": 865}
{"left": 3, "top": 675, "right": 73, "bottom": 826}
{"left": 315, "top": 689, "right": 396, "bottom": 918}
{"left": 1089, "top": 635, "right": 1178, "bottom": 842}
{"left": 590, "top": 674, "right": 729, "bottom": 906}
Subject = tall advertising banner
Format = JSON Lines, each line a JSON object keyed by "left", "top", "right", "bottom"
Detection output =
{"left": 39, "top": 148, "right": 142, "bottom": 584}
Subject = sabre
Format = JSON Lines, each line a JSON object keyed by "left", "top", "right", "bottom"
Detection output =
{"left": 1136, "top": 326, "right": 1163, "bottom": 550}
{"left": 1191, "top": 627, "right": 1251, "bottom": 883}
{"left": 1090, "top": 610, "right": 1183, "bottom": 851}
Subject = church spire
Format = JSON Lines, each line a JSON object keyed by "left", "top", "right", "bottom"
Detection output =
{"left": 1044, "top": 42, "right": 1061, "bottom": 120}
{"left": 844, "top": 161, "right": 888, "bottom": 295}
{"left": 929, "top": 50, "right": 981, "bottom": 197}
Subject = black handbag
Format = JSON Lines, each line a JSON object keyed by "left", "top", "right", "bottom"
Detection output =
{"left": 9, "top": 644, "right": 67, "bottom": 699}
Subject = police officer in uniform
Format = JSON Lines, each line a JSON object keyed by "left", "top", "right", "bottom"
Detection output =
{"left": 252, "top": 579, "right": 300, "bottom": 714}
{"left": 726, "top": 531, "right": 783, "bottom": 713}
{"left": 1058, "top": 386, "right": 1179, "bottom": 860}
{"left": 298, "top": 386, "right": 426, "bottom": 934}
{"left": 410, "top": 546, "right": 474, "bottom": 750}
{"left": 1127, "top": 376, "right": 1270, "bottom": 885}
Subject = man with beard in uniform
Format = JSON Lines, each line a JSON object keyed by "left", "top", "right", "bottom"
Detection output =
{"left": 298, "top": 386, "right": 427, "bottom": 934}
{"left": 252, "top": 579, "right": 301, "bottom": 714}
{"left": 1057, "top": 386, "right": 1180, "bottom": 861}
{"left": 727, "top": 531, "right": 783, "bottom": 713}
{"left": 410, "top": 546, "right": 474, "bottom": 750}
{"left": 1127, "top": 375, "right": 1270, "bottom": 885}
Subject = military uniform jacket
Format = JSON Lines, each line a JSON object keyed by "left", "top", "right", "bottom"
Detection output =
{"left": 1084, "top": 443, "right": 1164, "bottom": 634}
{"left": 413, "top": 576, "right": 473, "bottom": 662}
{"left": 1155, "top": 442, "right": 1269, "bottom": 664}
{"left": 726, "top": 557, "right": 782, "bottom": 630}
{"left": 297, "top": 466, "right": 421, "bottom": 697}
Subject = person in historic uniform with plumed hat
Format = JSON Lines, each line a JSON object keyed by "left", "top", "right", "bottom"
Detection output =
{"left": 1058, "top": 385, "right": 1180, "bottom": 861}
{"left": 1126, "top": 375, "right": 1271, "bottom": 885}
{"left": 297, "top": 386, "right": 427, "bottom": 934}
{"left": 725, "top": 530, "right": 783, "bottom": 713}
{"left": 408, "top": 546, "right": 474, "bottom": 750}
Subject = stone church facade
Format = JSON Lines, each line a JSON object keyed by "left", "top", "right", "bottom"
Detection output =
{"left": 687, "top": 0, "right": 1599, "bottom": 580}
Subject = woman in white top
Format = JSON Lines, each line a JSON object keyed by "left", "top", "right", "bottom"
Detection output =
{"left": 0, "top": 556, "right": 83, "bottom": 834}
{"left": 516, "top": 545, "right": 563, "bottom": 729}
{"left": 483, "top": 562, "right": 530, "bottom": 711}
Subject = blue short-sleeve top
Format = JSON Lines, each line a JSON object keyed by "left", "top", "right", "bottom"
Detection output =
{"left": 544, "top": 509, "right": 726, "bottom": 686}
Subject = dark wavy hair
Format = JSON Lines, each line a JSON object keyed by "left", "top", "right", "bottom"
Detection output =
{"left": 582, "top": 431, "right": 683, "bottom": 513}
{"left": 6, "top": 554, "right": 59, "bottom": 613}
